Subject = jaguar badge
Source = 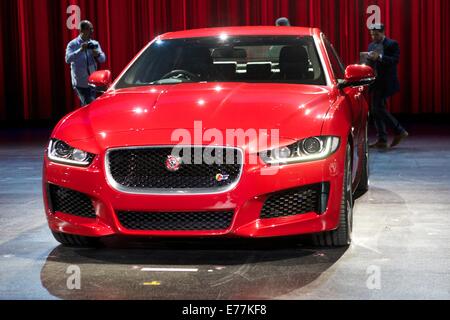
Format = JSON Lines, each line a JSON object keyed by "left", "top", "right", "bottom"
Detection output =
{"left": 165, "top": 155, "right": 182, "bottom": 172}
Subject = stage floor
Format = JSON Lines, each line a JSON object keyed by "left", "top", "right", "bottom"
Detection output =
{"left": 0, "top": 124, "right": 449, "bottom": 299}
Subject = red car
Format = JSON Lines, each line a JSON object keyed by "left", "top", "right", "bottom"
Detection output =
{"left": 43, "top": 27, "right": 374, "bottom": 247}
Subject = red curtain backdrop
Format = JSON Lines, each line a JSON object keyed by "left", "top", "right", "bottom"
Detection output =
{"left": 1, "top": 0, "right": 450, "bottom": 121}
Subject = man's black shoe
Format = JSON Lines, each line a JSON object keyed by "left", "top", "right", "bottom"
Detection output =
{"left": 391, "top": 131, "right": 409, "bottom": 148}
{"left": 369, "top": 140, "right": 389, "bottom": 149}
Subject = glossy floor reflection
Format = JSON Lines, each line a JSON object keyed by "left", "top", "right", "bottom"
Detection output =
{"left": 0, "top": 124, "right": 450, "bottom": 299}
{"left": 40, "top": 238, "right": 346, "bottom": 299}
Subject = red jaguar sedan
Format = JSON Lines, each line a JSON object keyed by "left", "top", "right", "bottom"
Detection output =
{"left": 43, "top": 27, "right": 374, "bottom": 247}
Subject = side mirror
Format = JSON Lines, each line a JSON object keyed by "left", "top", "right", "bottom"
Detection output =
{"left": 88, "top": 70, "right": 112, "bottom": 93}
{"left": 338, "top": 64, "right": 375, "bottom": 89}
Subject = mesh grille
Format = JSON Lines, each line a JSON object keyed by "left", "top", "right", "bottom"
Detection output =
{"left": 116, "top": 211, "right": 234, "bottom": 231}
{"left": 48, "top": 184, "right": 96, "bottom": 218}
{"left": 260, "top": 184, "right": 323, "bottom": 219}
{"left": 107, "top": 147, "right": 242, "bottom": 191}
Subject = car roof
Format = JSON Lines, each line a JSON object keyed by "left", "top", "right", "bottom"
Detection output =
{"left": 158, "top": 26, "right": 320, "bottom": 40}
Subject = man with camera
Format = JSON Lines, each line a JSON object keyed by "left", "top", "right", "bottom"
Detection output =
{"left": 367, "top": 23, "right": 408, "bottom": 149}
{"left": 65, "top": 20, "right": 106, "bottom": 106}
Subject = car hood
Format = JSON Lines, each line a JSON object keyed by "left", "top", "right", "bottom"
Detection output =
{"left": 55, "top": 83, "right": 333, "bottom": 149}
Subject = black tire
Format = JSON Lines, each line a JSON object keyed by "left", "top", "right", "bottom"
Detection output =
{"left": 355, "top": 123, "right": 369, "bottom": 198}
{"left": 312, "top": 143, "right": 353, "bottom": 247}
{"left": 51, "top": 231, "right": 101, "bottom": 247}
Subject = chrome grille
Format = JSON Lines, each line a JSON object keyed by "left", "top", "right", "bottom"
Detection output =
{"left": 106, "top": 146, "right": 243, "bottom": 194}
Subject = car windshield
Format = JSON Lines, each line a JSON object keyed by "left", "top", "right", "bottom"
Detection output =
{"left": 114, "top": 36, "right": 327, "bottom": 89}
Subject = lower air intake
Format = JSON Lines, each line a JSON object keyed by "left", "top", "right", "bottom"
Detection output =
{"left": 48, "top": 184, "right": 96, "bottom": 218}
{"left": 260, "top": 183, "right": 329, "bottom": 219}
{"left": 117, "top": 210, "right": 234, "bottom": 231}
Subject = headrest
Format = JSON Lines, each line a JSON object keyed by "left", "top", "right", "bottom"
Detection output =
{"left": 214, "top": 62, "right": 237, "bottom": 80}
{"left": 212, "top": 48, "right": 247, "bottom": 59}
{"left": 246, "top": 63, "right": 272, "bottom": 80}
{"left": 233, "top": 48, "right": 247, "bottom": 59}
{"left": 279, "top": 45, "right": 310, "bottom": 79}
{"left": 279, "top": 45, "right": 309, "bottom": 64}
{"left": 182, "top": 47, "right": 213, "bottom": 64}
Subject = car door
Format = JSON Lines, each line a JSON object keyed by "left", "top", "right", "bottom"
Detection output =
{"left": 323, "top": 36, "right": 364, "bottom": 181}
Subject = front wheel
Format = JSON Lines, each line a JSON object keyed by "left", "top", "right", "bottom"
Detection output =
{"left": 312, "top": 143, "right": 353, "bottom": 247}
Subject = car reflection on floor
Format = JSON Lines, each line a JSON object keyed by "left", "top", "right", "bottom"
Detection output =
{"left": 40, "top": 237, "right": 346, "bottom": 299}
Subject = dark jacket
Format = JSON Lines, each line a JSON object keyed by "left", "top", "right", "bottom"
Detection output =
{"left": 368, "top": 37, "right": 400, "bottom": 98}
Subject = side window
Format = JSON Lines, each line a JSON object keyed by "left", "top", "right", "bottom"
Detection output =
{"left": 323, "top": 36, "right": 345, "bottom": 80}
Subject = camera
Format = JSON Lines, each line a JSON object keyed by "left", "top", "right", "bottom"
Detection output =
{"left": 86, "top": 41, "right": 98, "bottom": 50}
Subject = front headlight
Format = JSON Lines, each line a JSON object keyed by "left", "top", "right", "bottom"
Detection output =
{"left": 260, "top": 136, "right": 340, "bottom": 165}
{"left": 47, "top": 139, "right": 95, "bottom": 166}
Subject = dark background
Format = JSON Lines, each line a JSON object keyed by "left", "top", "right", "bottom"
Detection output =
{"left": 1, "top": 0, "right": 449, "bottom": 123}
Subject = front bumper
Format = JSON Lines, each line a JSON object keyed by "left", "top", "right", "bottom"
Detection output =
{"left": 43, "top": 146, "right": 346, "bottom": 238}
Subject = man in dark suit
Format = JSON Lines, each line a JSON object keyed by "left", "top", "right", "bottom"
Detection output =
{"left": 367, "top": 24, "right": 408, "bottom": 149}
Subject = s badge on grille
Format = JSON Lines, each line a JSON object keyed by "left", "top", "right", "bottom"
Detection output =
{"left": 165, "top": 155, "right": 182, "bottom": 172}
{"left": 215, "top": 173, "right": 230, "bottom": 182}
